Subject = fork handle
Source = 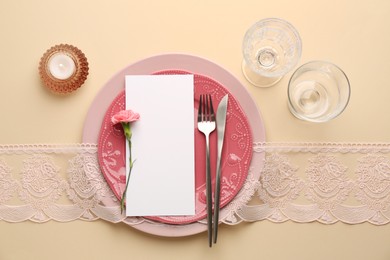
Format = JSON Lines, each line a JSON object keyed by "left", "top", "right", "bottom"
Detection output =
{"left": 205, "top": 134, "right": 213, "bottom": 248}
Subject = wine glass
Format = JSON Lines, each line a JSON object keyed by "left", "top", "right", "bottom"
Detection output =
{"left": 287, "top": 61, "right": 351, "bottom": 122}
{"left": 242, "top": 18, "right": 302, "bottom": 87}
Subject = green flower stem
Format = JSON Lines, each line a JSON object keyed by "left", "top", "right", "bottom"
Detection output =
{"left": 121, "top": 122, "right": 132, "bottom": 140}
{"left": 120, "top": 123, "right": 133, "bottom": 214}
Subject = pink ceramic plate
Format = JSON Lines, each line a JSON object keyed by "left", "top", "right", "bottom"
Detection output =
{"left": 97, "top": 70, "right": 252, "bottom": 225}
{"left": 83, "top": 54, "right": 265, "bottom": 237}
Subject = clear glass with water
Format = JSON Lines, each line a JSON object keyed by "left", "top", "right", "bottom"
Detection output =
{"left": 288, "top": 61, "right": 351, "bottom": 122}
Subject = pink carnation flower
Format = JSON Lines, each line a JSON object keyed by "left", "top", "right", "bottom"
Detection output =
{"left": 111, "top": 109, "right": 140, "bottom": 125}
{"left": 110, "top": 109, "right": 140, "bottom": 213}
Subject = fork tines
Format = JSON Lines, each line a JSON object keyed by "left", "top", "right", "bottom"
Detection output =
{"left": 199, "top": 94, "right": 215, "bottom": 122}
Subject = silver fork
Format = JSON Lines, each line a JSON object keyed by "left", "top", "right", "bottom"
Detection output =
{"left": 197, "top": 94, "right": 216, "bottom": 248}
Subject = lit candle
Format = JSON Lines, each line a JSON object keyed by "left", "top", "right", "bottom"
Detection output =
{"left": 48, "top": 53, "right": 76, "bottom": 80}
{"left": 39, "top": 44, "right": 89, "bottom": 94}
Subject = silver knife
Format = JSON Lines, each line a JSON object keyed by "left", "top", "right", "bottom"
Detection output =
{"left": 213, "top": 94, "right": 228, "bottom": 244}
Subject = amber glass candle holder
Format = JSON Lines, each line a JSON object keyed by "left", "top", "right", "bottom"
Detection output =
{"left": 39, "top": 44, "right": 89, "bottom": 94}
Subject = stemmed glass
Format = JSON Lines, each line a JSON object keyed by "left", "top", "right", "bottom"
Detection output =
{"left": 242, "top": 18, "right": 302, "bottom": 87}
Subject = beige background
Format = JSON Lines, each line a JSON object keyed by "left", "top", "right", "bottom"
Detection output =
{"left": 1, "top": 0, "right": 390, "bottom": 259}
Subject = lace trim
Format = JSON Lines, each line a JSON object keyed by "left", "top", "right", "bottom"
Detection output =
{"left": 0, "top": 145, "right": 124, "bottom": 223}
{"left": 0, "top": 143, "right": 98, "bottom": 154}
{"left": 234, "top": 142, "right": 390, "bottom": 225}
{"left": 1, "top": 142, "right": 390, "bottom": 226}
{"left": 253, "top": 142, "right": 390, "bottom": 153}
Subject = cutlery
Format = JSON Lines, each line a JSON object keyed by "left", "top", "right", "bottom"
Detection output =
{"left": 213, "top": 94, "right": 228, "bottom": 244}
{"left": 197, "top": 94, "right": 216, "bottom": 247}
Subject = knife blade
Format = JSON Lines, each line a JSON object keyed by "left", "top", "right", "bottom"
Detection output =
{"left": 213, "top": 94, "right": 228, "bottom": 244}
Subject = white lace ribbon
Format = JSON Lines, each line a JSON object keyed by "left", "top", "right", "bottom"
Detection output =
{"left": 1, "top": 143, "right": 389, "bottom": 226}
{"left": 0, "top": 144, "right": 124, "bottom": 223}
{"left": 236, "top": 142, "right": 390, "bottom": 225}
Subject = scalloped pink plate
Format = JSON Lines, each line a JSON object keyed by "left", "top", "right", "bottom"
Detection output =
{"left": 83, "top": 54, "right": 265, "bottom": 237}
{"left": 97, "top": 70, "right": 252, "bottom": 225}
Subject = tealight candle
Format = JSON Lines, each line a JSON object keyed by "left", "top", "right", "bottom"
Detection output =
{"left": 39, "top": 44, "right": 89, "bottom": 94}
{"left": 48, "top": 53, "right": 76, "bottom": 80}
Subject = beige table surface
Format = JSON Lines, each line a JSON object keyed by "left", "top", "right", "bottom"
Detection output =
{"left": 1, "top": 0, "right": 390, "bottom": 259}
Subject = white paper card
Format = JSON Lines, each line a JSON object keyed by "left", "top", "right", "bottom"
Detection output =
{"left": 125, "top": 75, "right": 195, "bottom": 216}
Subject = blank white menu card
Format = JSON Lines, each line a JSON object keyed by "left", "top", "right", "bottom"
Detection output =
{"left": 125, "top": 74, "right": 195, "bottom": 217}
